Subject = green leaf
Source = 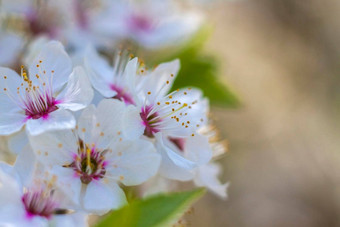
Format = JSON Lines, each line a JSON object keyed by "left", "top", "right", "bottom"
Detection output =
{"left": 155, "top": 25, "right": 240, "bottom": 107}
{"left": 172, "top": 53, "right": 240, "bottom": 108}
{"left": 95, "top": 188, "right": 205, "bottom": 227}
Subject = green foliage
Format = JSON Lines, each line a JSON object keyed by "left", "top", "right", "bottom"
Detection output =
{"left": 172, "top": 52, "right": 239, "bottom": 108}
{"left": 161, "top": 25, "right": 240, "bottom": 107}
{"left": 95, "top": 189, "right": 205, "bottom": 227}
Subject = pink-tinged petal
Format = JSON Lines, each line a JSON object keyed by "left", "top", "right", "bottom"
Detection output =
{"left": 107, "top": 139, "right": 160, "bottom": 186}
{"left": 83, "top": 181, "right": 127, "bottom": 215}
{"left": 56, "top": 66, "right": 94, "bottom": 111}
{"left": 28, "top": 41, "right": 72, "bottom": 93}
{"left": 0, "top": 111, "right": 27, "bottom": 135}
{"left": 26, "top": 109, "right": 75, "bottom": 135}
{"left": 84, "top": 45, "right": 117, "bottom": 98}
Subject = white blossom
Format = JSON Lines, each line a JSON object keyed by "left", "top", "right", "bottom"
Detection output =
{"left": 0, "top": 147, "right": 88, "bottom": 227}
{"left": 29, "top": 99, "right": 161, "bottom": 214}
{"left": 0, "top": 41, "right": 93, "bottom": 135}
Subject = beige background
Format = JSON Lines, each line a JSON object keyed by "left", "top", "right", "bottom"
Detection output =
{"left": 188, "top": 1, "right": 340, "bottom": 226}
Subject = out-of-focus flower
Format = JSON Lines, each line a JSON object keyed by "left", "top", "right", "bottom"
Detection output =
{"left": 0, "top": 31, "right": 24, "bottom": 67}
{"left": 2, "top": 0, "right": 73, "bottom": 39}
{"left": 0, "top": 147, "right": 88, "bottom": 227}
{"left": 29, "top": 99, "right": 161, "bottom": 214}
{"left": 74, "top": 0, "right": 202, "bottom": 50}
{"left": 0, "top": 41, "right": 93, "bottom": 135}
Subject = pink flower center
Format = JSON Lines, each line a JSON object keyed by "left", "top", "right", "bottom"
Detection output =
{"left": 73, "top": 0, "right": 88, "bottom": 29}
{"left": 2, "top": 65, "right": 59, "bottom": 120}
{"left": 26, "top": 8, "right": 59, "bottom": 38}
{"left": 25, "top": 96, "right": 58, "bottom": 120}
{"left": 128, "top": 14, "right": 154, "bottom": 33}
{"left": 64, "top": 140, "right": 107, "bottom": 184}
{"left": 110, "top": 84, "right": 135, "bottom": 105}
{"left": 140, "top": 105, "right": 161, "bottom": 138}
{"left": 22, "top": 189, "right": 58, "bottom": 219}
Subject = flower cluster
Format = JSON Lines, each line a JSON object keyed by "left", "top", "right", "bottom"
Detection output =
{"left": 0, "top": 0, "right": 228, "bottom": 226}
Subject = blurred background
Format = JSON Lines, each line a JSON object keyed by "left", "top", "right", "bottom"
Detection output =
{"left": 1, "top": 0, "right": 340, "bottom": 226}
{"left": 188, "top": 1, "right": 340, "bottom": 226}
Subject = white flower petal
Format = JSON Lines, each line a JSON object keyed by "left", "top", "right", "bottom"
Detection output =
{"left": 0, "top": 168, "right": 22, "bottom": 209}
{"left": 0, "top": 67, "right": 23, "bottom": 111}
{"left": 156, "top": 134, "right": 195, "bottom": 181}
{"left": 29, "top": 130, "right": 77, "bottom": 166}
{"left": 107, "top": 139, "right": 160, "bottom": 186}
{"left": 26, "top": 109, "right": 76, "bottom": 135}
{"left": 56, "top": 66, "right": 94, "bottom": 111}
{"left": 77, "top": 99, "right": 142, "bottom": 148}
{"left": 122, "top": 105, "right": 144, "bottom": 140}
{"left": 8, "top": 129, "right": 29, "bottom": 154}
{"left": 194, "top": 163, "right": 229, "bottom": 199}
{"left": 165, "top": 88, "right": 208, "bottom": 137}
{"left": 95, "top": 99, "right": 126, "bottom": 144}
{"left": 142, "top": 59, "right": 180, "bottom": 102}
{"left": 29, "top": 41, "right": 72, "bottom": 93}
{"left": 83, "top": 181, "right": 127, "bottom": 215}
{"left": 156, "top": 133, "right": 197, "bottom": 169}
{"left": 77, "top": 104, "right": 97, "bottom": 144}
{"left": 158, "top": 149, "right": 194, "bottom": 181}
{"left": 124, "top": 57, "right": 138, "bottom": 96}
{"left": 51, "top": 165, "right": 83, "bottom": 206}
{"left": 0, "top": 111, "right": 27, "bottom": 135}
{"left": 23, "top": 36, "right": 49, "bottom": 66}
{"left": 13, "top": 145, "right": 37, "bottom": 187}
{"left": 53, "top": 212, "right": 88, "bottom": 227}
{"left": 185, "top": 134, "right": 212, "bottom": 165}
{"left": 84, "top": 45, "right": 116, "bottom": 98}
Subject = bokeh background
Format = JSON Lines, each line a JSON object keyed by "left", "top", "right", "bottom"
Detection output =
{"left": 188, "top": 1, "right": 340, "bottom": 226}
{"left": 1, "top": 1, "right": 340, "bottom": 226}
